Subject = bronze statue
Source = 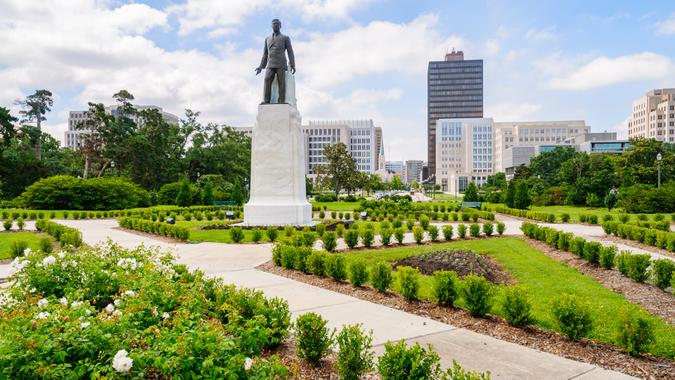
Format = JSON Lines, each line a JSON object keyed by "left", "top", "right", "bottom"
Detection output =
{"left": 255, "top": 19, "right": 295, "bottom": 104}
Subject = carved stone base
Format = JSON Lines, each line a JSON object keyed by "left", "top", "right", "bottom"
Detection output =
{"left": 243, "top": 103, "right": 312, "bottom": 226}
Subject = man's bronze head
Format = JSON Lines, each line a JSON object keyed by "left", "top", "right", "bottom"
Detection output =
{"left": 272, "top": 19, "right": 281, "bottom": 33}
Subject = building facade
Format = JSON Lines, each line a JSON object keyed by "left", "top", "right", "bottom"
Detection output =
{"left": 385, "top": 161, "right": 404, "bottom": 175}
{"left": 435, "top": 118, "right": 493, "bottom": 194}
{"left": 493, "top": 120, "right": 589, "bottom": 172}
{"left": 427, "top": 50, "right": 483, "bottom": 179}
{"left": 403, "top": 160, "right": 424, "bottom": 185}
{"left": 628, "top": 88, "right": 675, "bottom": 142}
{"left": 64, "top": 105, "right": 179, "bottom": 148}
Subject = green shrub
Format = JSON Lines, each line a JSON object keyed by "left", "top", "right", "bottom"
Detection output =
{"left": 460, "top": 275, "right": 494, "bottom": 317}
{"left": 406, "top": 219, "right": 414, "bottom": 231}
{"left": 230, "top": 227, "right": 244, "bottom": 243}
{"left": 496, "top": 222, "right": 505, "bottom": 235}
{"left": 10, "top": 240, "right": 28, "bottom": 258}
{"left": 442, "top": 225, "right": 453, "bottom": 241}
{"left": 336, "top": 224, "right": 345, "bottom": 238}
{"left": 38, "top": 237, "right": 52, "bottom": 253}
{"left": 295, "top": 312, "right": 334, "bottom": 364}
{"left": 349, "top": 261, "right": 369, "bottom": 287}
{"left": 377, "top": 340, "right": 440, "bottom": 380}
{"left": 428, "top": 225, "right": 439, "bottom": 242}
{"left": 457, "top": 224, "right": 467, "bottom": 239}
{"left": 627, "top": 254, "right": 651, "bottom": 282}
{"left": 307, "top": 251, "right": 327, "bottom": 277}
{"left": 419, "top": 215, "right": 430, "bottom": 230}
{"left": 587, "top": 215, "right": 598, "bottom": 224}
{"left": 397, "top": 266, "right": 420, "bottom": 300}
{"left": 16, "top": 217, "right": 25, "bottom": 231}
{"left": 343, "top": 229, "right": 359, "bottom": 249}
{"left": 469, "top": 223, "right": 480, "bottom": 238}
{"left": 578, "top": 214, "right": 587, "bottom": 223}
{"left": 651, "top": 259, "right": 675, "bottom": 290}
{"left": 361, "top": 229, "right": 375, "bottom": 248}
{"left": 617, "top": 308, "right": 655, "bottom": 356}
{"left": 335, "top": 324, "right": 374, "bottom": 380}
{"left": 482, "top": 222, "right": 493, "bottom": 237}
{"left": 284, "top": 226, "right": 295, "bottom": 237}
{"left": 302, "top": 231, "right": 317, "bottom": 248}
{"left": 371, "top": 262, "right": 393, "bottom": 292}
{"left": 321, "top": 231, "right": 338, "bottom": 252}
{"left": 501, "top": 286, "right": 532, "bottom": 326}
{"left": 325, "top": 255, "right": 347, "bottom": 281}
{"left": 615, "top": 250, "right": 631, "bottom": 275}
{"left": 279, "top": 246, "right": 297, "bottom": 269}
{"left": 637, "top": 214, "right": 647, "bottom": 221}
{"left": 380, "top": 228, "right": 393, "bottom": 246}
{"left": 251, "top": 228, "right": 263, "bottom": 243}
{"left": 432, "top": 271, "right": 458, "bottom": 307}
{"left": 3, "top": 219, "right": 12, "bottom": 231}
{"left": 315, "top": 224, "right": 326, "bottom": 238}
{"left": 598, "top": 246, "right": 617, "bottom": 269}
{"left": 394, "top": 228, "right": 405, "bottom": 244}
{"left": 266, "top": 227, "right": 279, "bottom": 242}
{"left": 561, "top": 213, "right": 570, "bottom": 223}
{"left": 412, "top": 226, "right": 425, "bottom": 244}
{"left": 570, "top": 237, "right": 586, "bottom": 257}
{"left": 619, "top": 214, "right": 630, "bottom": 223}
{"left": 443, "top": 360, "right": 492, "bottom": 380}
{"left": 582, "top": 242, "right": 601, "bottom": 264}
{"left": 551, "top": 294, "right": 593, "bottom": 340}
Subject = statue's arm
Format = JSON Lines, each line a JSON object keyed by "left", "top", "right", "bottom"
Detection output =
{"left": 286, "top": 36, "right": 295, "bottom": 72}
{"left": 258, "top": 40, "right": 268, "bottom": 70}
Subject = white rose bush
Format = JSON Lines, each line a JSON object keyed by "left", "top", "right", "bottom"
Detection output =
{"left": 0, "top": 242, "right": 290, "bottom": 378}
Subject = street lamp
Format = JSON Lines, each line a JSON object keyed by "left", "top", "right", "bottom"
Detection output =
{"left": 656, "top": 152, "right": 662, "bottom": 188}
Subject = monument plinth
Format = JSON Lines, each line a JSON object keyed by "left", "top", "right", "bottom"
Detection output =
{"left": 243, "top": 102, "right": 312, "bottom": 226}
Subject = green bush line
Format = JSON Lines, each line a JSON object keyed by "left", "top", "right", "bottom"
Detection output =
{"left": 602, "top": 222, "right": 675, "bottom": 252}
{"left": 0, "top": 205, "right": 242, "bottom": 221}
{"left": 34, "top": 220, "right": 83, "bottom": 248}
{"left": 493, "top": 206, "right": 558, "bottom": 223}
{"left": 119, "top": 217, "right": 190, "bottom": 241}
{"left": 521, "top": 222, "right": 674, "bottom": 289}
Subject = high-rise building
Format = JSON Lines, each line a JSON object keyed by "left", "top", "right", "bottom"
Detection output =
{"left": 493, "top": 120, "right": 589, "bottom": 172}
{"left": 385, "top": 161, "right": 404, "bottom": 175}
{"left": 427, "top": 50, "right": 483, "bottom": 179}
{"left": 435, "top": 118, "right": 493, "bottom": 194}
{"left": 403, "top": 160, "right": 424, "bottom": 185}
{"left": 628, "top": 88, "right": 675, "bottom": 142}
{"left": 302, "top": 122, "right": 351, "bottom": 176}
{"left": 64, "top": 105, "right": 179, "bottom": 148}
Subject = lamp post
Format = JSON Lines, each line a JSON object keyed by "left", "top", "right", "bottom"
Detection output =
{"left": 656, "top": 152, "right": 662, "bottom": 188}
{"left": 110, "top": 161, "right": 115, "bottom": 176}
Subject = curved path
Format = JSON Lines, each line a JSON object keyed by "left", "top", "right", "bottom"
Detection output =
{"left": 2, "top": 218, "right": 634, "bottom": 379}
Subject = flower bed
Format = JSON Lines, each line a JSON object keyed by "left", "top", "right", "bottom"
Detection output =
{"left": 0, "top": 243, "right": 290, "bottom": 378}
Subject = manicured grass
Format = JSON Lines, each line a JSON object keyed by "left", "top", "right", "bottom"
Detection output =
{"left": 311, "top": 201, "right": 360, "bottom": 211}
{"left": 334, "top": 237, "right": 675, "bottom": 358}
{"left": 0, "top": 231, "right": 54, "bottom": 259}
{"left": 485, "top": 203, "right": 671, "bottom": 223}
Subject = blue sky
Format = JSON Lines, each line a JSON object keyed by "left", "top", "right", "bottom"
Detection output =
{"left": 1, "top": 0, "right": 674, "bottom": 161}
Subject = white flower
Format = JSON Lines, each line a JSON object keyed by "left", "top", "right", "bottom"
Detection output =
{"left": 41, "top": 255, "right": 57, "bottom": 266}
{"left": 112, "top": 350, "right": 133, "bottom": 373}
{"left": 161, "top": 312, "right": 169, "bottom": 320}
{"left": 37, "top": 311, "right": 50, "bottom": 319}
{"left": 56, "top": 251, "right": 66, "bottom": 259}
{"left": 112, "top": 310, "right": 122, "bottom": 317}
{"left": 23, "top": 248, "right": 32, "bottom": 256}
{"left": 114, "top": 299, "right": 122, "bottom": 306}
{"left": 9, "top": 258, "right": 28, "bottom": 275}
{"left": 244, "top": 357, "right": 253, "bottom": 371}
{"left": 105, "top": 304, "right": 115, "bottom": 313}
{"left": 85, "top": 309, "right": 92, "bottom": 315}
{"left": 117, "top": 258, "right": 138, "bottom": 271}
{"left": 71, "top": 301, "right": 83, "bottom": 308}
{"left": 81, "top": 321, "right": 91, "bottom": 328}
{"left": 59, "top": 297, "right": 68, "bottom": 306}
{"left": 29, "top": 287, "right": 36, "bottom": 293}
{"left": 123, "top": 290, "right": 136, "bottom": 297}
{"left": 37, "top": 298, "right": 49, "bottom": 308}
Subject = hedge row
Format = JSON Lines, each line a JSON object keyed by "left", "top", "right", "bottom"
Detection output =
{"left": 494, "top": 206, "right": 557, "bottom": 223}
{"left": 522, "top": 222, "right": 675, "bottom": 291}
{"left": 35, "top": 220, "right": 83, "bottom": 248}
{"left": 118, "top": 217, "right": 190, "bottom": 241}
{"left": 602, "top": 222, "right": 675, "bottom": 253}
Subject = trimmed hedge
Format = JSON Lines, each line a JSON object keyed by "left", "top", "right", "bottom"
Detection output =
{"left": 119, "top": 217, "right": 190, "bottom": 241}
{"left": 602, "top": 222, "right": 675, "bottom": 253}
{"left": 494, "top": 206, "right": 556, "bottom": 223}
{"left": 35, "top": 219, "right": 83, "bottom": 247}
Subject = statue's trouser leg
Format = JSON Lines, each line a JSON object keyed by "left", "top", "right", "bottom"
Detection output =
{"left": 277, "top": 68, "right": 286, "bottom": 104}
{"left": 263, "top": 69, "right": 275, "bottom": 103}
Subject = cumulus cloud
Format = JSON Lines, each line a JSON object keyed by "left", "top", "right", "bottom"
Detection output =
{"left": 485, "top": 102, "right": 542, "bottom": 121}
{"left": 546, "top": 52, "right": 674, "bottom": 90}
{"left": 655, "top": 13, "right": 675, "bottom": 35}
{"left": 525, "top": 26, "right": 557, "bottom": 41}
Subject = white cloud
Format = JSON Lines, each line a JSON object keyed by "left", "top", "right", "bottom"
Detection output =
{"left": 485, "top": 102, "right": 542, "bottom": 121}
{"left": 655, "top": 13, "right": 675, "bottom": 35}
{"left": 608, "top": 116, "right": 629, "bottom": 140}
{"left": 525, "top": 26, "right": 557, "bottom": 41}
{"left": 547, "top": 52, "right": 674, "bottom": 90}
{"left": 483, "top": 39, "right": 500, "bottom": 56}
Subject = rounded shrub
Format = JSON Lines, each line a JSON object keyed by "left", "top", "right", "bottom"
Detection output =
{"left": 295, "top": 312, "right": 334, "bottom": 364}
{"left": 617, "top": 307, "right": 655, "bottom": 357}
{"left": 428, "top": 225, "right": 439, "bottom": 242}
{"left": 652, "top": 259, "right": 675, "bottom": 290}
{"left": 627, "top": 254, "right": 651, "bottom": 282}
{"left": 3, "top": 219, "right": 12, "bottom": 231}
{"left": 460, "top": 275, "right": 493, "bottom": 317}
{"left": 394, "top": 228, "right": 405, "bottom": 245}
{"left": 380, "top": 228, "right": 393, "bottom": 246}
{"left": 10, "top": 240, "right": 28, "bottom": 258}
{"left": 457, "top": 224, "right": 467, "bottom": 239}
{"left": 598, "top": 245, "right": 617, "bottom": 269}
{"left": 335, "top": 324, "right": 374, "bottom": 380}
{"left": 38, "top": 237, "right": 52, "bottom": 253}
{"left": 496, "top": 222, "right": 505, "bottom": 235}
{"left": 442, "top": 225, "right": 453, "bottom": 241}
{"left": 370, "top": 261, "right": 393, "bottom": 293}
{"left": 321, "top": 231, "right": 337, "bottom": 252}
{"left": 378, "top": 340, "right": 440, "bottom": 380}
{"left": 251, "top": 228, "right": 263, "bottom": 243}
{"left": 266, "top": 227, "right": 279, "bottom": 242}
{"left": 348, "top": 261, "right": 369, "bottom": 287}
{"left": 397, "top": 266, "right": 420, "bottom": 300}
{"left": 469, "top": 223, "right": 480, "bottom": 238}
{"left": 501, "top": 286, "right": 532, "bottom": 326}
{"left": 419, "top": 215, "right": 430, "bottom": 230}
{"left": 325, "top": 255, "right": 347, "bottom": 281}
{"left": 561, "top": 213, "right": 570, "bottom": 223}
{"left": 551, "top": 294, "right": 593, "bottom": 341}
{"left": 229, "top": 227, "right": 244, "bottom": 243}
{"left": 482, "top": 222, "right": 493, "bottom": 237}
{"left": 361, "top": 229, "right": 374, "bottom": 248}
{"left": 307, "top": 251, "right": 327, "bottom": 277}
{"left": 336, "top": 224, "right": 345, "bottom": 238}
{"left": 432, "top": 271, "right": 458, "bottom": 307}
{"left": 412, "top": 226, "right": 425, "bottom": 244}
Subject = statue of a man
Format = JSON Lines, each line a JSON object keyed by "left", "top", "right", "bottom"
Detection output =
{"left": 255, "top": 19, "right": 295, "bottom": 104}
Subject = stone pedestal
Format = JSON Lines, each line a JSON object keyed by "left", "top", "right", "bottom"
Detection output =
{"left": 244, "top": 103, "right": 312, "bottom": 226}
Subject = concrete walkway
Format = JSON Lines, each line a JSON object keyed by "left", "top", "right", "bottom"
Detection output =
{"left": 2, "top": 218, "right": 633, "bottom": 379}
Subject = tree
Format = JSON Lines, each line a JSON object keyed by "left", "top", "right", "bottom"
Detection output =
{"left": 175, "top": 179, "right": 192, "bottom": 207}
{"left": 17, "top": 89, "right": 53, "bottom": 161}
{"left": 305, "top": 176, "right": 314, "bottom": 195}
{"left": 315, "top": 142, "right": 358, "bottom": 198}
{"left": 485, "top": 172, "right": 507, "bottom": 189}
{"left": 390, "top": 175, "right": 405, "bottom": 190}
{"left": 0, "top": 107, "right": 17, "bottom": 145}
{"left": 528, "top": 146, "right": 578, "bottom": 186}
{"left": 512, "top": 164, "right": 531, "bottom": 181}
{"left": 604, "top": 189, "right": 618, "bottom": 211}
{"left": 201, "top": 180, "right": 214, "bottom": 205}
{"left": 503, "top": 181, "right": 516, "bottom": 208}
{"left": 513, "top": 181, "right": 531, "bottom": 209}
{"left": 463, "top": 182, "right": 479, "bottom": 202}
{"left": 230, "top": 180, "right": 246, "bottom": 205}
{"left": 616, "top": 138, "right": 675, "bottom": 187}
{"left": 559, "top": 153, "right": 617, "bottom": 205}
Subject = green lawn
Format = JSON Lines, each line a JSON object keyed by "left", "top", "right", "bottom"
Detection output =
{"left": 334, "top": 237, "right": 674, "bottom": 358}
{"left": 484, "top": 203, "right": 672, "bottom": 223}
{"left": 0, "top": 231, "right": 54, "bottom": 260}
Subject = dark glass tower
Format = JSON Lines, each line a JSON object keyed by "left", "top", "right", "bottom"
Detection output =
{"left": 427, "top": 51, "right": 483, "bottom": 179}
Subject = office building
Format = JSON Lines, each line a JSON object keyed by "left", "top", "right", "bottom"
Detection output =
{"left": 493, "top": 120, "right": 589, "bottom": 172}
{"left": 65, "top": 105, "right": 179, "bottom": 148}
{"left": 435, "top": 118, "right": 493, "bottom": 193}
{"left": 385, "top": 161, "right": 404, "bottom": 175}
{"left": 403, "top": 160, "right": 424, "bottom": 185}
{"left": 628, "top": 88, "right": 675, "bottom": 142}
{"left": 427, "top": 50, "right": 483, "bottom": 179}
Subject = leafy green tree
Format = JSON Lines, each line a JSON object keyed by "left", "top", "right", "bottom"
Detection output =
{"left": 514, "top": 181, "right": 531, "bottom": 209}
{"left": 315, "top": 142, "right": 359, "bottom": 198}
{"left": 17, "top": 89, "right": 53, "bottom": 161}
{"left": 390, "top": 175, "right": 405, "bottom": 190}
{"left": 201, "top": 180, "right": 214, "bottom": 205}
{"left": 485, "top": 172, "right": 507, "bottom": 189}
{"left": 0, "top": 107, "right": 17, "bottom": 145}
{"left": 512, "top": 164, "right": 531, "bottom": 181}
{"left": 463, "top": 182, "right": 479, "bottom": 202}
{"left": 230, "top": 180, "right": 246, "bottom": 205}
{"left": 175, "top": 179, "right": 192, "bottom": 207}
{"left": 528, "top": 146, "right": 578, "bottom": 186}
{"left": 560, "top": 153, "right": 617, "bottom": 205}
{"left": 605, "top": 189, "right": 618, "bottom": 211}
{"left": 616, "top": 138, "right": 675, "bottom": 187}
{"left": 503, "top": 181, "right": 516, "bottom": 207}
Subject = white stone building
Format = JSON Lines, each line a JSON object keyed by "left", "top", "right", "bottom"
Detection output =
{"left": 628, "top": 88, "right": 675, "bottom": 142}
{"left": 403, "top": 160, "right": 424, "bottom": 185}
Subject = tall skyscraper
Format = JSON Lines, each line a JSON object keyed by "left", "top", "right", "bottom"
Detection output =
{"left": 627, "top": 88, "right": 675, "bottom": 142}
{"left": 427, "top": 50, "right": 483, "bottom": 179}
